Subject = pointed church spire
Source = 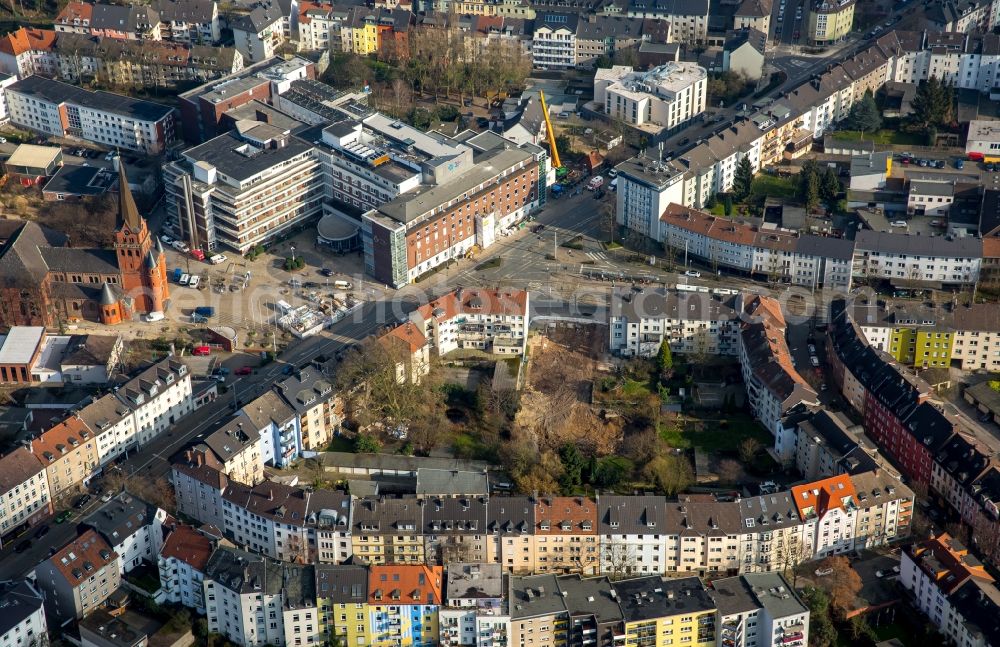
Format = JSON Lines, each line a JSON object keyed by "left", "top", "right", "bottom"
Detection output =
{"left": 117, "top": 157, "right": 142, "bottom": 231}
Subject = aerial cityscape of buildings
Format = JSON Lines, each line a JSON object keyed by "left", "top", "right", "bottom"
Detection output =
{"left": 5, "top": 0, "right": 1000, "bottom": 645}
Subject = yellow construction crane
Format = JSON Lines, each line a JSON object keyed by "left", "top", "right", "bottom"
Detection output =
{"left": 538, "top": 90, "right": 562, "bottom": 170}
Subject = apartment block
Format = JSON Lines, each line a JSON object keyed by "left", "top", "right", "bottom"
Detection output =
{"left": 0, "top": 581, "right": 47, "bottom": 647}
{"left": 352, "top": 496, "right": 426, "bottom": 565}
{"left": 711, "top": 573, "right": 809, "bottom": 647}
{"left": 0, "top": 448, "right": 51, "bottom": 541}
{"left": 241, "top": 390, "right": 300, "bottom": 468}
{"left": 807, "top": 0, "right": 854, "bottom": 46}
{"left": 30, "top": 415, "right": 100, "bottom": 500}
{"left": 615, "top": 0, "right": 710, "bottom": 44}
{"left": 595, "top": 63, "right": 707, "bottom": 135}
{"left": 614, "top": 576, "right": 717, "bottom": 647}
{"left": 204, "top": 548, "right": 286, "bottom": 647}
{"left": 232, "top": 1, "right": 286, "bottom": 63}
{"left": 5, "top": 75, "right": 176, "bottom": 154}
{"left": 34, "top": 529, "right": 120, "bottom": 623}
{"left": 738, "top": 294, "right": 819, "bottom": 462}
{"left": 158, "top": 524, "right": 214, "bottom": 613}
{"left": 440, "top": 563, "right": 507, "bottom": 646}
{"left": 900, "top": 533, "right": 1000, "bottom": 647}
{"left": 609, "top": 286, "right": 740, "bottom": 358}
{"left": 163, "top": 122, "right": 322, "bottom": 254}
{"left": 81, "top": 492, "right": 167, "bottom": 574}
{"left": 367, "top": 565, "right": 442, "bottom": 647}
{"left": 410, "top": 289, "right": 529, "bottom": 356}
{"left": 316, "top": 564, "right": 369, "bottom": 646}
{"left": 275, "top": 366, "right": 341, "bottom": 452}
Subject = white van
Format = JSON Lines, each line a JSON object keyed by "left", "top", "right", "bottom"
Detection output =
{"left": 145, "top": 311, "right": 165, "bottom": 323}
{"left": 179, "top": 273, "right": 191, "bottom": 286}
{"left": 188, "top": 275, "right": 201, "bottom": 289}
{"left": 333, "top": 280, "right": 353, "bottom": 290}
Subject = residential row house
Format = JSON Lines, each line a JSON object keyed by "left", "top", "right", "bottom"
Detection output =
{"left": 165, "top": 541, "right": 810, "bottom": 647}
{"left": 0, "top": 26, "right": 238, "bottom": 86}
{"left": 26, "top": 357, "right": 192, "bottom": 501}
{"left": 171, "top": 462, "right": 913, "bottom": 580}
{"left": 33, "top": 529, "right": 121, "bottom": 624}
{"left": 738, "top": 294, "right": 819, "bottom": 463}
{"left": 900, "top": 533, "right": 1000, "bottom": 647}
{"left": 0, "top": 448, "right": 52, "bottom": 543}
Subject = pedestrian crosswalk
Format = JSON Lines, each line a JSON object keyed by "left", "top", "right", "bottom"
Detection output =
{"left": 586, "top": 252, "right": 607, "bottom": 261}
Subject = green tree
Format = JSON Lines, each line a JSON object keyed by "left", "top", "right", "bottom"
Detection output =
{"left": 910, "top": 76, "right": 954, "bottom": 130}
{"left": 801, "top": 588, "right": 837, "bottom": 647}
{"left": 798, "top": 161, "right": 821, "bottom": 211}
{"left": 408, "top": 107, "right": 433, "bottom": 130}
{"left": 732, "top": 156, "right": 754, "bottom": 202}
{"left": 846, "top": 89, "right": 882, "bottom": 133}
{"left": 820, "top": 166, "right": 840, "bottom": 203}
{"left": 354, "top": 433, "right": 382, "bottom": 453}
{"left": 558, "top": 444, "right": 585, "bottom": 492}
{"left": 591, "top": 456, "right": 632, "bottom": 488}
{"left": 657, "top": 341, "right": 674, "bottom": 379}
{"left": 723, "top": 194, "right": 734, "bottom": 216}
{"left": 643, "top": 453, "right": 693, "bottom": 496}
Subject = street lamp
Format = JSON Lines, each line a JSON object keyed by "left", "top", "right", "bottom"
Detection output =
{"left": 290, "top": 246, "right": 296, "bottom": 263}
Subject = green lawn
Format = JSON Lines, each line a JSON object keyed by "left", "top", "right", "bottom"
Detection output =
{"left": 325, "top": 436, "right": 355, "bottom": 453}
{"left": 660, "top": 413, "right": 772, "bottom": 453}
{"left": 750, "top": 174, "right": 797, "bottom": 201}
{"left": 831, "top": 129, "right": 924, "bottom": 146}
{"left": 707, "top": 203, "right": 727, "bottom": 216}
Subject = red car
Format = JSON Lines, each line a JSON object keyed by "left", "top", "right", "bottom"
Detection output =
{"left": 192, "top": 345, "right": 211, "bottom": 356}
{"left": 235, "top": 366, "right": 252, "bottom": 375}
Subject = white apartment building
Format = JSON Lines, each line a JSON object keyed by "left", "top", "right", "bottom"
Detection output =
{"left": 900, "top": 533, "right": 1000, "bottom": 647}
{"left": 609, "top": 287, "right": 740, "bottom": 358}
{"left": 410, "top": 289, "right": 529, "bottom": 356}
{"left": 172, "top": 462, "right": 230, "bottom": 532}
{"left": 791, "top": 475, "right": 859, "bottom": 558}
{"left": 281, "top": 565, "right": 321, "bottom": 647}
{"left": 599, "top": 496, "right": 669, "bottom": 577}
{"left": 4, "top": 75, "right": 176, "bottom": 154}
{"left": 852, "top": 230, "right": 982, "bottom": 288}
{"left": 613, "top": 154, "right": 686, "bottom": 239}
{"left": 0, "top": 448, "right": 51, "bottom": 541}
{"left": 297, "top": 6, "right": 334, "bottom": 52}
{"left": 712, "top": 573, "right": 809, "bottom": 647}
{"left": 164, "top": 123, "right": 323, "bottom": 254}
{"left": 116, "top": 358, "right": 193, "bottom": 446}
{"left": 0, "top": 581, "right": 47, "bottom": 647}
{"left": 77, "top": 394, "right": 138, "bottom": 468}
{"left": 232, "top": 3, "right": 286, "bottom": 63}
{"left": 531, "top": 13, "right": 578, "bottom": 69}
{"left": 204, "top": 548, "right": 286, "bottom": 647}
{"left": 81, "top": 492, "right": 167, "bottom": 574}
{"left": 158, "top": 524, "right": 213, "bottom": 614}
{"left": 153, "top": 0, "right": 221, "bottom": 44}
{"left": 739, "top": 295, "right": 819, "bottom": 462}
{"left": 616, "top": 0, "right": 710, "bottom": 43}
{"left": 595, "top": 63, "right": 707, "bottom": 134}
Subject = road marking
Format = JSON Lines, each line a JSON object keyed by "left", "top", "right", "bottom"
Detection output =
{"left": 587, "top": 252, "right": 607, "bottom": 261}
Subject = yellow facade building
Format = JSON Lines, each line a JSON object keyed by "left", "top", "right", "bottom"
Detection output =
{"left": 614, "top": 576, "right": 717, "bottom": 647}
{"left": 808, "top": 0, "right": 854, "bottom": 46}
{"left": 317, "top": 565, "right": 371, "bottom": 647}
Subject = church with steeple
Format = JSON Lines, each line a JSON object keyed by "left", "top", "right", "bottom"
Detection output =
{"left": 0, "top": 161, "right": 169, "bottom": 329}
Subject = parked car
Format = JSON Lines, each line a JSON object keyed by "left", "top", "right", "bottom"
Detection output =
{"left": 320, "top": 268, "right": 335, "bottom": 277}
{"left": 935, "top": 160, "right": 946, "bottom": 168}
{"left": 74, "top": 494, "right": 92, "bottom": 509}
{"left": 160, "top": 234, "right": 174, "bottom": 245}
{"left": 955, "top": 159, "right": 965, "bottom": 169}
{"left": 54, "top": 510, "right": 73, "bottom": 524}
{"left": 810, "top": 356, "right": 820, "bottom": 367}
{"left": 188, "top": 275, "right": 201, "bottom": 289}
{"left": 209, "top": 254, "right": 228, "bottom": 265}
{"left": 192, "top": 345, "right": 212, "bottom": 356}
{"left": 14, "top": 540, "right": 31, "bottom": 553}
{"left": 684, "top": 270, "right": 701, "bottom": 278}
{"left": 236, "top": 366, "right": 253, "bottom": 376}
{"left": 34, "top": 525, "right": 49, "bottom": 539}
{"left": 172, "top": 240, "right": 190, "bottom": 253}
{"left": 145, "top": 311, "right": 165, "bottom": 323}
{"left": 815, "top": 567, "right": 834, "bottom": 577}
{"left": 101, "top": 492, "right": 113, "bottom": 502}
{"left": 918, "top": 158, "right": 929, "bottom": 167}
{"left": 178, "top": 273, "right": 191, "bottom": 286}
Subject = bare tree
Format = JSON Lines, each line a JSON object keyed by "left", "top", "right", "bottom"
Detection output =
{"left": 601, "top": 535, "right": 638, "bottom": 580}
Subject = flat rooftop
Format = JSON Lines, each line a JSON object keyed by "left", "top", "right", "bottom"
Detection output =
{"left": 9, "top": 75, "right": 174, "bottom": 123}
{"left": 602, "top": 62, "right": 707, "bottom": 99}
{"left": 183, "top": 130, "right": 314, "bottom": 184}
{"left": 0, "top": 327, "right": 44, "bottom": 365}
{"left": 43, "top": 165, "right": 116, "bottom": 197}
{"left": 967, "top": 119, "right": 1000, "bottom": 141}
{"left": 6, "top": 144, "right": 60, "bottom": 170}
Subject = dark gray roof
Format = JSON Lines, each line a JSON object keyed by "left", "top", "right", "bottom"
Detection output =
{"left": 42, "top": 164, "right": 116, "bottom": 198}
{"left": 709, "top": 576, "right": 760, "bottom": 615}
{"left": 0, "top": 448, "right": 45, "bottom": 495}
{"left": 446, "top": 563, "right": 504, "bottom": 600}
{"left": 599, "top": 495, "right": 667, "bottom": 534}
{"left": 610, "top": 287, "right": 739, "bottom": 322}
{"left": 183, "top": 130, "right": 313, "bottom": 185}
{"left": 742, "top": 573, "right": 808, "bottom": 618}
{"left": 152, "top": 0, "right": 216, "bottom": 23}
{"left": 320, "top": 451, "right": 489, "bottom": 475}
{"left": 316, "top": 564, "right": 367, "bottom": 603}
{"left": 81, "top": 492, "right": 158, "bottom": 547}
{"left": 205, "top": 546, "right": 283, "bottom": 595}
{"left": 0, "top": 581, "right": 45, "bottom": 637}
{"left": 509, "top": 574, "right": 567, "bottom": 619}
{"left": 854, "top": 229, "right": 982, "bottom": 257}
{"left": 242, "top": 390, "right": 297, "bottom": 430}
{"left": 576, "top": 15, "right": 645, "bottom": 39}
{"left": 487, "top": 496, "right": 535, "bottom": 535}
{"left": 421, "top": 496, "right": 487, "bottom": 534}
{"left": 9, "top": 76, "right": 175, "bottom": 123}
{"left": 60, "top": 334, "right": 120, "bottom": 368}
{"left": 556, "top": 575, "right": 623, "bottom": 624}
{"left": 795, "top": 234, "right": 855, "bottom": 260}
{"left": 39, "top": 247, "right": 119, "bottom": 275}
{"left": 281, "top": 563, "right": 315, "bottom": 609}
{"left": 415, "top": 468, "right": 488, "bottom": 496}
{"left": 613, "top": 576, "right": 715, "bottom": 622}
{"left": 351, "top": 496, "right": 420, "bottom": 535}
{"left": 202, "top": 413, "right": 261, "bottom": 462}
{"left": 76, "top": 393, "right": 131, "bottom": 433}
{"left": 275, "top": 366, "right": 335, "bottom": 413}
{"left": 0, "top": 221, "right": 68, "bottom": 289}
{"left": 232, "top": 1, "right": 284, "bottom": 32}
{"left": 90, "top": 3, "right": 159, "bottom": 33}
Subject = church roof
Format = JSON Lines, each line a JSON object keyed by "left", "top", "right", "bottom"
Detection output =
{"left": 145, "top": 250, "right": 158, "bottom": 270}
{"left": 99, "top": 282, "right": 118, "bottom": 306}
{"left": 117, "top": 160, "right": 142, "bottom": 232}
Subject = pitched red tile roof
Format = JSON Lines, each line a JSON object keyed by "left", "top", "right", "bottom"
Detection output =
{"left": 160, "top": 524, "right": 213, "bottom": 571}
{"left": 0, "top": 28, "right": 57, "bottom": 57}
{"left": 56, "top": 1, "right": 93, "bottom": 26}
{"left": 49, "top": 529, "right": 117, "bottom": 587}
{"left": 791, "top": 474, "right": 857, "bottom": 519}
{"left": 368, "top": 565, "right": 442, "bottom": 605}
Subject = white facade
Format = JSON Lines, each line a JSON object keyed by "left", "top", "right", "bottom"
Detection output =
{"left": 595, "top": 63, "right": 707, "bottom": 132}
{"left": 0, "top": 449, "right": 51, "bottom": 539}
{"left": 532, "top": 23, "right": 576, "bottom": 69}
{"left": 852, "top": 232, "right": 982, "bottom": 286}
{"left": 0, "top": 581, "right": 48, "bottom": 647}
{"left": 614, "top": 158, "right": 685, "bottom": 239}
{"left": 205, "top": 571, "right": 285, "bottom": 647}
{"left": 117, "top": 360, "right": 193, "bottom": 446}
{"left": 233, "top": 14, "right": 285, "bottom": 63}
